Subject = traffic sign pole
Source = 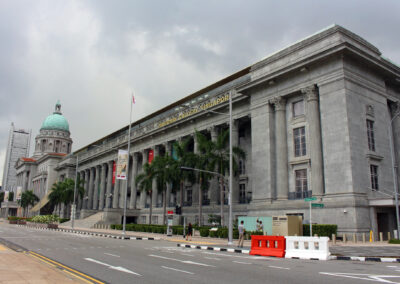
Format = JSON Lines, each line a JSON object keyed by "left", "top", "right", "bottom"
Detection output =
{"left": 310, "top": 201, "right": 312, "bottom": 236}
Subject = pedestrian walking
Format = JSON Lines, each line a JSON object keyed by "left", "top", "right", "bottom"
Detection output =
{"left": 186, "top": 223, "right": 192, "bottom": 241}
{"left": 238, "top": 220, "right": 245, "bottom": 248}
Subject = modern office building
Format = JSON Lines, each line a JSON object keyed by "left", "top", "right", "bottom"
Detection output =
{"left": 16, "top": 25, "right": 400, "bottom": 236}
{"left": 2, "top": 123, "right": 31, "bottom": 193}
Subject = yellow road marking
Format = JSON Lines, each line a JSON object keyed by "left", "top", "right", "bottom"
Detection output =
{"left": 63, "top": 269, "right": 94, "bottom": 284}
{"left": 0, "top": 245, "right": 8, "bottom": 251}
{"left": 29, "top": 251, "right": 105, "bottom": 284}
{"left": 29, "top": 253, "right": 57, "bottom": 267}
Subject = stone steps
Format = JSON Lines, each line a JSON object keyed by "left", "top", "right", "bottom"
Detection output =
{"left": 62, "top": 212, "right": 104, "bottom": 228}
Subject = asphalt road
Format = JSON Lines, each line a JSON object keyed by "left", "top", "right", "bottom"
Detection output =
{"left": 1, "top": 223, "right": 400, "bottom": 284}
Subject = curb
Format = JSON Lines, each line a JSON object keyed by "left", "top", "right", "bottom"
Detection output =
{"left": 17, "top": 225, "right": 160, "bottom": 241}
{"left": 330, "top": 255, "right": 400, "bottom": 263}
{"left": 177, "top": 243, "right": 250, "bottom": 254}
{"left": 176, "top": 243, "right": 400, "bottom": 262}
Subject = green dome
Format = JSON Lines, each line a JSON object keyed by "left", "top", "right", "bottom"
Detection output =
{"left": 41, "top": 113, "right": 69, "bottom": 132}
{"left": 40, "top": 101, "right": 69, "bottom": 132}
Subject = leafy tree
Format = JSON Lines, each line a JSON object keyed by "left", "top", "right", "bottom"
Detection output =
{"left": 172, "top": 139, "right": 197, "bottom": 213}
{"left": 49, "top": 181, "right": 65, "bottom": 217}
{"left": 62, "top": 178, "right": 85, "bottom": 209}
{"left": 196, "top": 129, "right": 245, "bottom": 226}
{"left": 18, "top": 190, "right": 39, "bottom": 217}
{"left": 8, "top": 192, "right": 14, "bottom": 202}
{"left": 136, "top": 162, "right": 156, "bottom": 224}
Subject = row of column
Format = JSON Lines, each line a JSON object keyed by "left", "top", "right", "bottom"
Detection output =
{"left": 77, "top": 123, "right": 241, "bottom": 212}
{"left": 269, "top": 85, "right": 324, "bottom": 199}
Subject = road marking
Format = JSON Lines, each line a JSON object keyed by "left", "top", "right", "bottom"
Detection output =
{"left": 320, "top": 272, "right": 400, "bottom": 283}
{"left": 202, "top": 251, "right": 275, "bottom": 260}
{"left": 233, "top": 261, "right": 252, "bottom": 265}
{"left": 104, "top": 253, "right": 120, "bottom": 258}
{"left": 269, "top": 265, "right": 290, "bottom": 270}
{"left": 180, "top": 253, "right": 195, "bottom": 257}
{"left": 149, "top": 254, "right": 215, "bottom": 267}
{"left": 0, "top": 245, "right": 8, "bottom": 251}
{"left": 84, "top": 258, "right": 141, "bottom": 276}
{"left": 63, "top": 270, "right": 93, "bottom": 284}
{"left": 162, "top": 266, "right": 194, "bottom": 275}
{"left": 204, "top": 257, "right": 221, "bottom": 261}
{"left": 29, "top": 252, "right": 104, "bottom": 284}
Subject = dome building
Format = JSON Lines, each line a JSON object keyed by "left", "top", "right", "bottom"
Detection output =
{"left": 33, "top": 101, "right": 72, "bottom": 158}
{"left": 9, "top": 101, "right": 74, "bottom": 216}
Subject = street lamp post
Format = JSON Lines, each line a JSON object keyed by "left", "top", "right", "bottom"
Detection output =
{"left": 71, "top": 155, "right": 79, "bottom": 229}
{"left": 389, "top": 109, "right": 400, "bottom": 238}
{"left": 180, "top": 90, "right": 235, "bottom": 245}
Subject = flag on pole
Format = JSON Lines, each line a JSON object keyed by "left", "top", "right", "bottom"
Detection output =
{"left": 132, "top": 94, "right": 135, "bottom": 104}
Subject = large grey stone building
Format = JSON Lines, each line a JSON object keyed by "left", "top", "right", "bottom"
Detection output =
{"left": 19, "top": 25, "right": 400, "bottom": 236}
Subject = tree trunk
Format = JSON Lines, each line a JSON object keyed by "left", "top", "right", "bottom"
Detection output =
{"left": 199, "top": 177, "right": 203, "bottom": 226}
{"left": 149, "top": 191, "right": 152, "bottom": 225}
{"left": 220, "top": 177, "right": 224, "bottom": 227}
{"left": 163, "top": 188, "right": 167, "bottom": 225}
{"left": 180, "top": 180, "right": 184, "bottom": 207}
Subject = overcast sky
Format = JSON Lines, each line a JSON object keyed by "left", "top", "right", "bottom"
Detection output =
{"left": 1, "top": 0, "right": 399, "bottom": 185}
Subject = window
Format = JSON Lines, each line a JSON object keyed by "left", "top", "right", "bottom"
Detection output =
{"left": 294, "top": 127, "right": 306, "bottom": 157}
{"left": 370, "top": 165, "right": 379, "bottom": 190}
{"left": 293, "top": 100, "right": 304, "bottom": 117}
{"left": 295, "top": 169, "right": 308, "bottom": 199}
{"left": 367, "top": 120, "right": 375, "bottom": 151}
{"left": 239, "top": 184, "right": 246, "bottom": 203}
{"left": 152, "top": 216, "right": 158, "bottom": 224}
{"left": 239, "top": 160, "right": 245, "bottom": 175}
{"left": 141, "top": 216, "right": 146, "bottom": 224}
{"left": 186, "top": 188, "right": 192, "bottom": 203}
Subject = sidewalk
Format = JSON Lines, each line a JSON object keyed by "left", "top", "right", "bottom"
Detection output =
{"left": 0, "top": 243, "right": 84, "bottom": 283}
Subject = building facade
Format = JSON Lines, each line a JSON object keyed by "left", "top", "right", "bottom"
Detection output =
{"left": 12, "top": 101, "right": 72, "bottom": 216}
{"left": 2, "top": 123, "right": 31, "bottom": 193}
{"left": 15, "top": 25, "right": 400, "bottom": 236}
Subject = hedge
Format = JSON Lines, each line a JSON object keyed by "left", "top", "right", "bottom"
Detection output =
{"left": 303, "top": 224, "right": 337, "bottom": 238}
{"left": 389, "top": 239, "right": 400, "bottom": 244}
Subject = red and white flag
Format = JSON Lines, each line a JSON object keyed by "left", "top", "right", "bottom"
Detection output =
{"left": 132, "top": 94, "right": 136, "bottom": 104}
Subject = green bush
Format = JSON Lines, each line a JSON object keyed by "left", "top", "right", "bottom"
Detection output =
{"left": 389, "top": 239, "right": 400, "bottom": 244}
{"left": 31, "top": 215, "right": 60, "bottom": 224}
{"left": 59, "top": 218, "right": 70, "bottom": 223}
{"left": 200, "top": 228, "right": 209, "bottom": 237}
{"left": 303, "top": 224, "right": 337, "bottom": 238}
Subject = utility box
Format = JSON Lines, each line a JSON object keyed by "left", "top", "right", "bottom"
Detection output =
{"left": 272, "top": 216, "right": 303, "bottom": 236}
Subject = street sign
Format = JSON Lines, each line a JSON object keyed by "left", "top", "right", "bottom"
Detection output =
{"left": 167, "top": 210, "right": 173, "bottom": 215}
{"left": 305, "top": 197, "right": 317, "bottom": 202}
{"left": 311, "top": 203, "right": 324, "bottom": 208}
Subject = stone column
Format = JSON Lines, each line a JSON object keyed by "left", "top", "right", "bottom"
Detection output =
{"left": 390, "top": 102, "right": 400, "bottom": 187}
{"left": 105, "top": 161, "right": 113, "bottom": 209}
{"left": 210, "top": 127, "right": 219, "bottom": 205}
{"left": 84, "top": 169, "right": 90, "bottom": 209}
{"left": 88, "top": 168, "right": 95, "bottom": 209}
{"left": 303, "top": 86, "right": 324, "bottom": 196}
{"left": 139, "top": 150, "right": 148, "bottom": 208}
{"left": 231, "top": 120, "right": 240, "bottom": 204}
{"left": 271, "top": 97, "right": 288, "bottom": 200}
{"left": 99, "top": 163, "right": 107, "bottom": 210}
{"left": 92, "top": 166, "right": 100, "bottom": 210}
{"left": 22, "top": 172, "right": 27, "bottom": 191}
{"left": 119, "top": 179, "right": 126, "bottom": 209}
{"left": 129, "top": 153, "right": 138, "bottom": 209}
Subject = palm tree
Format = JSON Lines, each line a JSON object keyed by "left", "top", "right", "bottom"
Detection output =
{"left": 62, "top": 178, "right": 85, "bottom": 216}
{"left": 152, "top": 155, "right": 179, "bottom": 225}
{"left": 136, "top": 162, "right": 155, "bottom": 224}
{"left": 173, "top": 139, "right": 197, "bottom": 214}
{"left": 196, "top": 129, "right": 245, "bottom": 226}
{"left": 49, "top": 181, "right": 65, "bottom": 217}
{"left": 18, "top": 190, "right": 39, "bottom": 217}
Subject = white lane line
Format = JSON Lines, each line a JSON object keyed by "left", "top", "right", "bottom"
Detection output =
{"left": 149, "top": 254, "right": 215, "bottom": 267}
{"left": 104, "top": 253, "right": 120, "bottom": 258}
{"left": 204, "top": 257, "right": 221, "bottom": 261}
{"left": 180, "top": 253, "right": 195, "bottom": 257}
{"left": 233, "top": 261, "right": 252, "bottom": 265}
{"left": 162, "top": 266, "right": 194, "bottom": 275}
{"left": 320, "top": 272, "right": 400, "bottom": 283}
{"left": 84, "top": 258, "right": 141, "bottom": 276}
{"left": 269, "top": 265, "right": 290, "bottom": 270}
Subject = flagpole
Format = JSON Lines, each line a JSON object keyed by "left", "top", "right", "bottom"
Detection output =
{"left": 122, "top": 92, "right": 133, "bottom": 235}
